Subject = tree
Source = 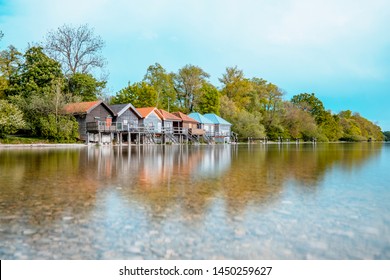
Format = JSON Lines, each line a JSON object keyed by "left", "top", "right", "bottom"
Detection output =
{"left": 45, "top": 24, "right": 105, "bottom": 75}
{"left": 0, "top": 100, "right": 25, "bottom": 138}
{"left": 281, "top": 101, "right": 318, "bottom": 140}
{"left": 112, "top": 81, "right": 158, "bottom": 108}
{"left": 15, "top": 46, "right": 63, "bottom": 97}
{"left": 143, "top": 63, "right": 176, "bottom": 110}
{"left": 219, "top": 66, "right": 253, "bottom": 109}
{"left": 219, "top": 66, "right": 245, "bottom": 93}
{"left": 196, "top": 82, "right": 220, "bottom": 114}
{"left": 0, "top": 45, "right": 23, "bottom": 98}
{"left": 317, "top": 111, "right": 343, "bottom": 141}
{"left": 67, "top": 73, "right": 105, "bottom": 101}
{"left": 337, "top": 110, "right": 383, "bottom": 141}
{"left": 219, "top": 95, "right": 265, "bottom": 138}
{"left": 260, "top": 83, "right": 284, "bottom": 137}
{"left": 174, "top": 64, "right": 210, "bottom": 112}
{"left": 291, "top": 93, "right": 326, "bottom": 123}
{"left": 9, "top": 79, "right": 79, "bottom": 141}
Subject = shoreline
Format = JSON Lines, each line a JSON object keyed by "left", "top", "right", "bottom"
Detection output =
{"left": 0, "top": 141, "right": 386, "bottom": 149}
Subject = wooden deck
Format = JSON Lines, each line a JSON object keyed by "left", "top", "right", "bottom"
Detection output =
{"left": 85, "top": 121, "right": 234, "bottom": 144}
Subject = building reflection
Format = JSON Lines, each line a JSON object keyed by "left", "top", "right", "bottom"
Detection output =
{"left": 0, "top": 143, "right": 384, "bottom": 259}
{"left": 0, "top": 143, "right": 382, "bottom": 228}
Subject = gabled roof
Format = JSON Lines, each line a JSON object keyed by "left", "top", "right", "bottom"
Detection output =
{"left": 63, "top": 100, "right": 116, "bottom": 116}
{"left": 188, "top": 112, "right": 214, "bottom": 124}
{"left": 172, "top": 112, "right": 199, "bottom": 123}
{"left": 157, "top": 109, "right": 182, "bottom": 122}
{"left": 136, "top": 107, "right": 162, "bottom": 120}
{"left": 110, "top": 103, "right": 142, "bottom": 118}
{"left": 203, "top": 113, "right": 231, "bottom": 125}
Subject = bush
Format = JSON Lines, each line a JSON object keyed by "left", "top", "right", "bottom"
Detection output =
{"left": 0, "top": 100, "right": 26, "bottom": 138}
{"left": 39, "top": 114, "right": 79, "bottom": 142}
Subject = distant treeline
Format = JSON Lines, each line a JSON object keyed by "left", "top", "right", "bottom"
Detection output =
{"left": 0, "top": 26, "right": 385, "bottom": 142}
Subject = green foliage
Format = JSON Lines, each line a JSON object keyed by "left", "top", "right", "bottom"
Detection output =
{"left": 67, "top": 73, "right": 105, "bottom": 101}
{"left": 291, "top": 93, "right": 326, "bottom": 123}
{"left": 383, "top": 131, "right": 390, "bottom": 141}
{"left": 220, "top": 95, "right": 265, "bottom": 138}
{"left": 0, "top": 135, "right": 50, "bottom": 144}
{"left": 13, "top": 46, "right": 63, "bottom": 97}
{"left": 39, "top": 114, "right": 79, "bottom": 142}
{"left": 219, "top": 66, "right": 255, "bottom": 110}
{"left": 338, "top": 111, "right": 383, "bottom": 141}
{"left": 112, "top": 81, "right": 158, "bottom": 108}
{"left": 219, "top": 67, "right": 286, "bottom": 139}
{"left": 0, "top": 45, "right": 23, "bottom": 97}
{"left": 259, "top": 83, "right": 284, "bottom": 136}
{"left": 9, "top": 79, "right": 80, "bottom": 141}
{"left": 0, "top": 99, "right": 25, "bottom": 138}
{"left": 143, "top": 63, "right": 176, "bottom": 110}
{"left": 281, "top": 102, "right": 317, "bottom": 140}
{"left": 290, "top": 93, "right": 344, "bottom": 141}
{"left": 174, "top": 64, "right": 210, "bottom": 112}
{"left": 196, "top": 82, "right": 220, "bottom": 115}
{"left": 1, "top": 27, "right": 384, "bottom": 143}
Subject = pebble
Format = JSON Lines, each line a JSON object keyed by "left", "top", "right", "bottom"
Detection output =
{"left": 281, "top": 200, "right": 293, "bottom": 204}
{"left": 62, "top": 216, "right": 74, "bottom": 221}
{"left": 22, "top": 229, "right": 37, "bottom": 235}
{"left": 165, "top": 249, "right": 175, "bottom": 258}
{"left": 234, "top": 229, "right": 246, "bottom": 237}
{"left": 128, "top": 246, "right": 142, "bottom": 254}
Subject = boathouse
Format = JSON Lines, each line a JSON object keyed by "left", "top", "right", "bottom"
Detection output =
{"left": 110, "top": 103, "right": 143, "bottom": 144}
{"left": 157, "top": 109, "right": 182, "bottom": 133}
{"left": 63, "top": 100, "right": 116, "bottom": 143}
{"left": 110, "top": 103, "right": 142, "bottom": 130}
{"left": 203, "top": 113, "right": 232, "bottom": 143}
{"left": 136, "top": 107, "right": 163, "bottom": 133}
{"left": 172, "top": 112, "right": 199, "bottom": 132}
{"left": 188, "top": 112, "right": 215, "bottom": 136}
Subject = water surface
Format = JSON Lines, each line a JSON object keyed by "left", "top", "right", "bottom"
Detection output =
{"left": 0, "top": 143, "right": 389, "bottom": 259}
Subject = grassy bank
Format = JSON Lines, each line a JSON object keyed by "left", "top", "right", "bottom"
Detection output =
{"left": 0, "top": 135, "right": 81, "bottom": 145}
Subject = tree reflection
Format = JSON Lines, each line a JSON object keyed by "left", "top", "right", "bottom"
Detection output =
{"left": 0, "top": 143, "right": 382, "bottom": 229}
{"left": 0, "top": 148, "right": 98, "bottom": 226}
{"left": 114, "top": 143, "right": 382, "bottom": 219}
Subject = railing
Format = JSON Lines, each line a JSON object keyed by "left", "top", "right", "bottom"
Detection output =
{"left": 190, "top": 128, "right": 205, "bottom": 135}
{"left": 86, "top": 122, "right": 224, "bottom": 139}
{"left": 86, "top": 121, "right": 122, "bottom": 132}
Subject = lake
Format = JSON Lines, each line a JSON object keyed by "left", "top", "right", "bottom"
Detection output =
{"left": 0, "top": 143, "right": 389, "bottom": 259}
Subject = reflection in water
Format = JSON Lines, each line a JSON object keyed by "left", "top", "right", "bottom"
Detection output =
{"left": 0, "top": 143, "right": 389, "bottom": 259}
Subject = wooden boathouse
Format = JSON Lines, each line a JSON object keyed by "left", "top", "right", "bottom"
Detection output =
{"left": 64, "top": 101, "right": 235, "bottom": 145}
{"left": 63, "top": 100, "right": 117, "bottom": 143}
{"left": 203, "top": 113, "right": 232, "bottom": 143}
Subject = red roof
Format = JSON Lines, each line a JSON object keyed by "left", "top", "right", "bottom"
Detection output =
{"left": 157, "top": 109, "right": 182, "bottom": 121}
{"left": 136, "top": 107, "right": 160, "bottom": 119}
{"left": 63, "top": 100, "right": 102, "bottom": 114}
{"left": 172, "top": 111, "right": 199, "bottom": 123}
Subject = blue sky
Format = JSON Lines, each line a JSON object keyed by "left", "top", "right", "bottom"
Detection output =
{"left": 1, "top": 0, "right": 389, "bottom": 130}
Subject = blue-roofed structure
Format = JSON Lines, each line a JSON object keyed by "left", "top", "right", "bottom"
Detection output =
{"left": 204, "top": 113, "right": 232, "bottom": 143}
{"left": 188, "top": 112, "right": 215, "bottom": 136}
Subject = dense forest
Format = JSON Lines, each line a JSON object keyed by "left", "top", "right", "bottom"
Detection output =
{"left": 0, "top": 26, "right": 386, "bottom": 142}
